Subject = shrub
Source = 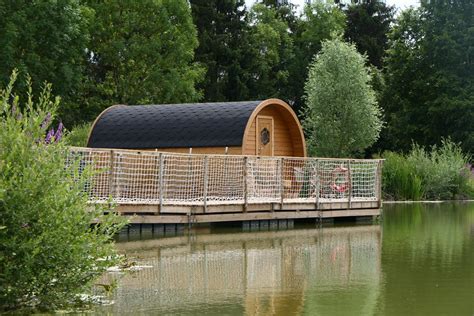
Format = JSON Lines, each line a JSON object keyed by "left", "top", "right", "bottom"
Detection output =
{"left": 382, "top": 140, "right": 473, "bottom": 200}
{"left": 67, "top": 122, "right": 92, "bottom": 147}
{"left": 0, "top": 71, "right": 125, "bottom": 312}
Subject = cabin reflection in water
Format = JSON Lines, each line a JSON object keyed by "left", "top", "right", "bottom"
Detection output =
{"left": 101, "top": 226, "right": 381, "bottom": 315}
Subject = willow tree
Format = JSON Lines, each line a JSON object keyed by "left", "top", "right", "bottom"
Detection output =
{"left": 303, "top": 38, "right": 382, "bottom": 158}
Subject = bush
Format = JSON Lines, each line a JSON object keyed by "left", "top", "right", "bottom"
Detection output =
{"left": 67, "top": 122, "right": 92, "bottom": 147}
{"left": 0, "top": 71, "right": 125, "bottom": 312}
{"left": 303, "top": 38, "right": 383, "bottom": 158}
{"left": 382, "top": 140, "right": 473, "bottom": 200}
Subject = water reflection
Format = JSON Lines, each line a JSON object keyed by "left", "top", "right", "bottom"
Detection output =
{"left": 95, "top": 203, "right": 474, "bottom": 315}
{"left": 380, "top": 203, "right": 474, "bottom": 316}
{"left": 99, "top": 225, "right": 382, "bottom": 315}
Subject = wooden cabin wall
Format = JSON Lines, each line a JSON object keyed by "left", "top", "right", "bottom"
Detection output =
{"left": 242, "top": 105, "right": 305, "bottom": 157}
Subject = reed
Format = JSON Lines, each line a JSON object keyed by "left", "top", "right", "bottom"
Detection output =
{"left": 382, "top": 139, "right": 473, "bottom": 200}
{"left": 382, "top": 152, "right": 423, "bottom": 200}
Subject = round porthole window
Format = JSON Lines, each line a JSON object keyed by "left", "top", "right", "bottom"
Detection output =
{"left": 260, "top": 128, "right": 270, "bottom": 145}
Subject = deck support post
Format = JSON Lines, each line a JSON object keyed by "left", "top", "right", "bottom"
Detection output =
{"left": 159, "top": 153, "right": 164, "bottom": 213}
{"left": 244, "top": 156, "right": 248, "bottom": 212}
{"left": 203, "top": 156, "right": 209, "bottom": 213}
{"left": 348, "top": 160, "right": 352, "bottom": 209}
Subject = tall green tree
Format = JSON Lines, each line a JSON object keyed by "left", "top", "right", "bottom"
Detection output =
{"left": 81, "top": 0, "right": 203, "bottom": 123}
{"left": 190, "top": 0, "right": 252, "bottom": 101}
{"left": 247, "top": 3, "right": 294, "bottom": 99}
{"left": 0, "top": 0, "right": 91, "bottom": 126}
{"left": 303, "top": 38, "right": 382, "bottom": 158}
{"left": 259, "top": 0, "right": 299, "bottom": 33}
{"left": 289, "top": 2, "right": 346, "bottom": 114}
{"left": 381, "top": 2, "right": 474, "bottom": 154}
{"left": 344, "top": 0, "right": 395, "bottom": 68}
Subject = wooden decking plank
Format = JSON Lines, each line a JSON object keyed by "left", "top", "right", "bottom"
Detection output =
{"left": 113, "top": 208, "right": 380, "bottom": 224}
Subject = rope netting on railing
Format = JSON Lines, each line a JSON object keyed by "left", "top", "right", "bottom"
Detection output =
{"left": 68, "top": 148, "right": 382, "bottom": 206}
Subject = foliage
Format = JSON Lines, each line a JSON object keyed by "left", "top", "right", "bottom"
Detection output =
{"left": 288, "top": 2, "right": 346, "bottom": 113}
{"left": 190, "top": 0, "right": 252, "bottom": 101}
{"left": 380, "top": 2, "right": 474, "bottom": 155}
{"left": 259, "top": 0, "right": 299, "bottom": 33}
{"left": 303, "top": 38, "right": 383, "bottom": 158}
{"left": 81, "top": 0, "right": 204, "bottom": 122}
{"left": 0, "top": 71, "right": 125, "bottom": 311}
{"left": 67, "top": 122, "right": 92, "bottom": 147}
{"left": 0, "top": 0, "right": 91, "bottom": 127}
{"left": 344, "top": 0, "right": 395, "bottom": 68}
{"left": 382, "top": 140, "right": 473, "bottom": 200}
{"left": 0, "top": 0, "right": 471, "bottom": 161}
{"left": 246, "top": 3, "right": 294, "bottom": 100}
{"left": 382, "top": 152, "right": 423, "bottom": 200}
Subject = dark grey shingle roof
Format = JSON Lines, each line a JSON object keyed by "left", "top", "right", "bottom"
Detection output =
{"left": 87, "top": 101, "right": 262, "bottom": 149}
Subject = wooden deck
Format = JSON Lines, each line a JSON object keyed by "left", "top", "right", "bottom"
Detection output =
{"left": 116, "top": 202, "right": 380, "bottom": 224}
{"left": 71, "top": 147, "right": 383, "bottom": 224}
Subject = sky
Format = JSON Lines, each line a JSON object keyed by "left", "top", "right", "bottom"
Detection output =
{"left": 245, "top": 0, "right": 420, "bottom": 11}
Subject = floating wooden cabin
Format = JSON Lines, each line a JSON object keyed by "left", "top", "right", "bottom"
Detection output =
{"left": 81, "top": 98, "right": 382, "bottom": 224}
{"left": 87, "top": 98, "right": 306, "bottom": 157}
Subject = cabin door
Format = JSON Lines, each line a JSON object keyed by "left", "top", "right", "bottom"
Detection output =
{"left": 256, "top": 116, "right": 274, "bottom": 156}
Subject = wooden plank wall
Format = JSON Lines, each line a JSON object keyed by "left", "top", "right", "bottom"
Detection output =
{"left": 242, "top": 105, "right": 305, "bottom": 157}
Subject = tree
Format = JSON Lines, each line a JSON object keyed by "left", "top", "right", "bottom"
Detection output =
{"left": 0, "top": 0, "right": 91, "bottom": 126}
{"left": 288, "top": 2, "right": 346, "bottom": 114}
{"left": 344, "top": 0, "right": 395, "bottom": 68}
{"left": 303, "top": 38, "right": 382, "bottom": 157}
{"left": 377, "top": 8, "right": 425, "bottom": 153}
{"left": 246, "top": 3, "right": 294, "bottom": 100}
{"left": 259, "top": 0, "right": 299, "bottom": 33}
{"left": 81, "top": 0, "right": 203, "bottom": 123}
{"left": 380, "top": 2, "right": 474, "bottom": 154}
{"left": 190, "top": 0, "right": 252, "bottom": 101}
{"left": 0, "top": 71, "right": 124, "bottom": 311}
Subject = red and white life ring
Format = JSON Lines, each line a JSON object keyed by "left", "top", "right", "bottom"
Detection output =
{"left": 330, "top": 166, "right": 349, "bottom": 193}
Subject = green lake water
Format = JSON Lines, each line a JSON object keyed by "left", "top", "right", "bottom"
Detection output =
{"left": 96, "top": 203, "right": 474, "bottom": 315}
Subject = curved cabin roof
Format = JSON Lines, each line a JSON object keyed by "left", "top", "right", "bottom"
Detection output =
{"left": 87, "top": 99, "right": 306, "bottom": 156}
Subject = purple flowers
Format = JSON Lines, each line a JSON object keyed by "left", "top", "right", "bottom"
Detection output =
{"left": 45, "top": 122, "right": 63, "bottom": 144}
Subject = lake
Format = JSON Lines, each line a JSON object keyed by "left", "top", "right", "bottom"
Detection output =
{"left": 95, "top": 202, "right": 473, "bottom": 315}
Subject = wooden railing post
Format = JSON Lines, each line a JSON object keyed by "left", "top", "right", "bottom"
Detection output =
{"left": 109, "top": 150, "right": 115, "bottom": 200}
{"left": 159, "top": 153, "right": 163, "bottom": 212}
{"left": 203, "top": 155, "right": 208, "bottom": 213}
{"left": 280, "top": 158, "right": 284, "bottom": 209}
{"left": 315, "top": 159, "right": 320, "bottom": 210}
{"left": 377, "top": 160, "right": 382, "bottom": 208}
{"left": 348, "top": 160, "right": 352, "bottom": 209}
{"left": 243, "top": 156, "right": 248, "bottom": 212}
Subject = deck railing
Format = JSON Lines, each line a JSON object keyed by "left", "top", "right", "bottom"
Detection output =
{"left": 69, "top": 147, "right": 383, "bottom": 207}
